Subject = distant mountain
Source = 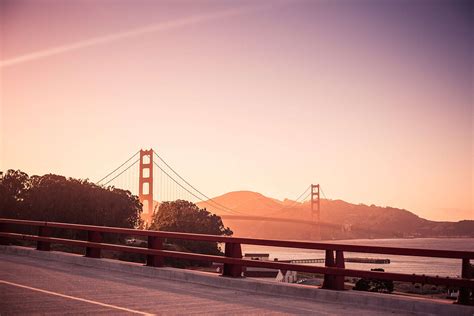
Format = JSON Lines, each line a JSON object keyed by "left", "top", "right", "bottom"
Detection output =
{"left": 196, "top": 191, "right": 474, "bottom": 240}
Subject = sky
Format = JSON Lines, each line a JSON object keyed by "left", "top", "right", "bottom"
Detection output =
{"left": 0, "top": 0, "right": 472, "bottom": 221}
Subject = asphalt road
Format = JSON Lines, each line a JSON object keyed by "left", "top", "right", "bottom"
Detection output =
{"left": 0, "top": 253, "right": 415, "bottom": 315}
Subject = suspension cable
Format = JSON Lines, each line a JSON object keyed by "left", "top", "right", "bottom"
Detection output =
{"left": 265, "top": 185, "right": 311, "bottom": 217}
{"left": 152, "top": 161, "right": 244, "bottom": 215}
{"left": 102, "top": 158, "right": 140, "bottom": 186}
{"left": 153, "top": 150, "right": 244, "bottom": 215}
{"left": 96, "top": 150, "right": 140, "bottom": 184}
{"left": 320, "top": 187, "right": 328, "bottom": 200}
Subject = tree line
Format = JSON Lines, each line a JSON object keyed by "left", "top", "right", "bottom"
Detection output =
{"left": 0, "top": 169, "right": 233, "bottom": 266}
{"left": 0, "top": 169, "right": 142, "bottom": 228}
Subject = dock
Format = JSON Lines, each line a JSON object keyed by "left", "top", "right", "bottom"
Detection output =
{"left": 277, "top": 257, "right": 391, "bottom": 264}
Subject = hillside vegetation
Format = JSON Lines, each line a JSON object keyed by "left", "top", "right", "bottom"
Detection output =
{"left": 198, "top": 191, "right": 473, "bottom": 240}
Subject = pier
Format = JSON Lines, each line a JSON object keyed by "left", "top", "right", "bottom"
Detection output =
{"left": 277, "top": 257, "right": 391, "bottom": 264}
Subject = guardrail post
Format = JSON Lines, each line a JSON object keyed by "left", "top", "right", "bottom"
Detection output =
{"left": 457, "top": 258, "right": 473, "bottom": 305}
{"left": 0, "top": 223, "right": 9, "bottom": 245}
{"left": 222, "top": 242, "right": 243, "bottom": 277}
{"left": 85, "top": 231, "right": 102, "bottom": 258}
{"left": 322, "top": 250, "right": 335, "bottom": 289}
{"left": 334, "top": 250, "right": 345, "bottom": 290}
{"left": 37, "top": 226, "right": 51, "bottom": 251}
{"left": 146, "top": 236, "right": 164, "bottom": 267}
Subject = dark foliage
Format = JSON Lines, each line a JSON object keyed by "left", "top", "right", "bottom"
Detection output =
{"left": 149, "top": 200, "right": 232, "bottom": 267}
{"left": 0, "top": 169, "right": 143, "bottom": 229}
{"left": 353, "top": 268, "right": 394, "bottom": 293}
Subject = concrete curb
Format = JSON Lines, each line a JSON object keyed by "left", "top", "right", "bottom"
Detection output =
{"left": 1, "top": 246, "right": 473, "bottom": 316}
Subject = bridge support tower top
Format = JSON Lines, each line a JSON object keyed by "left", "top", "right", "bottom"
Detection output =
{"left": 139, "top": 149, "right": 154, "bottom": 226}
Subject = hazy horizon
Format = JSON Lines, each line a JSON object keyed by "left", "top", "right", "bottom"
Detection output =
{"left": 1, "top": 0, "right": 472, "bottom": 221}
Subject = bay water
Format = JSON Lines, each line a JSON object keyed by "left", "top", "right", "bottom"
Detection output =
{"left": 241, "top": 238, "right": 474, "bottom": 277}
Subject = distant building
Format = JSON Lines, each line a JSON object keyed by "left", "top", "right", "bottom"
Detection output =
{"left": 276, "top": 270, "right": 297, "bottom": 283}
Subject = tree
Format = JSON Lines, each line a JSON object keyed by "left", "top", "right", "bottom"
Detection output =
{"left": 0, "top": 169, "right": 143, "bottom": 229}
{"left": 0, "top": 170, "right": 30, "bottom": 219}
{"left": 149, "top": 200, "right": 232, "bottom": 258}
{"left": 353, "top": 268, "right": 394, "bottom": 293}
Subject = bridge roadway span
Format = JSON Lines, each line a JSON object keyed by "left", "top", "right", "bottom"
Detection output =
{"left": 0, "top": 249, "right": 471, "bottom": 315}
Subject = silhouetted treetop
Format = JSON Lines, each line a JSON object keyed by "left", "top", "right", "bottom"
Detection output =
{"left": 149, "top": 200, "right": 232, "bottom": 257}
{"left": 0, "top": 169, "right": 142, "bottom": 228}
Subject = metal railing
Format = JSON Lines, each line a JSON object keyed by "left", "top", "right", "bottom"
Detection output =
{"left": 0, "top": 218, "right": 472, "bottom": 305}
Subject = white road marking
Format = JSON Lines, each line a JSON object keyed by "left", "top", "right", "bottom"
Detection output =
{"left": 0, "top": 279, "right": 154, "bottom": 315}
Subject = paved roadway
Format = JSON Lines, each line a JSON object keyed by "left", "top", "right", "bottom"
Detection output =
{"left": 0, "top": 253, "right": 418, "bottom": 315}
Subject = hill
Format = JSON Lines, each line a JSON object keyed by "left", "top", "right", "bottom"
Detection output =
{"left": 196, "top": 191, "right": 474, "bottom": 240}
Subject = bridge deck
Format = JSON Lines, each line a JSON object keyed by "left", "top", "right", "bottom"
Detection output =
{"left": 0, "top": 252, "right": 418, "bottom": 315}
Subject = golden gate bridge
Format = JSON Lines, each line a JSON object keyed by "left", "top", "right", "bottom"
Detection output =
{"left": 96, "top": 149, "right": 330, "bottom": 231}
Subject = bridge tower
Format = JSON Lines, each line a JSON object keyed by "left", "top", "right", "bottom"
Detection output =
{"left": 139, "top": 149, "right": 154, "bottom": 226}
{"left": 310, "top": 184, "right": 321, "bottom": 240}
{"left": 310, "top": 184, "right": 320, "bottom": 221}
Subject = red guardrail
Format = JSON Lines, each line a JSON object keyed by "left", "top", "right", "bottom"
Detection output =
{"left": 0, "top": 218, "right": 472, "bottom": 305}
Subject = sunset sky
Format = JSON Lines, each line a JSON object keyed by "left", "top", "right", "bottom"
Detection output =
{"left": 0, "top": 0, "right": 472, "bottom": 221}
